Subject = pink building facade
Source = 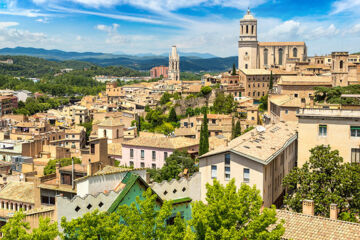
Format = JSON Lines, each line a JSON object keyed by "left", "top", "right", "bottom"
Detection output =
{"left": 121, "top": 144, "right": 199, "bottom": 169}
{"left": 150, "top": 66, "right": 168, "bottom": 79}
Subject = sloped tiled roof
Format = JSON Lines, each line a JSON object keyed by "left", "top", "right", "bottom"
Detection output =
{"left": 275, "top": 210, "right": 360, "bottom": 240}
{"left": 0, "top": 181, "right": 34, "bottom": 204}
{"left": 123, "top": 136, "right": 199, "bottom": 150}
{"left": 200, "top": 122, "right": 297, "bottom": 164}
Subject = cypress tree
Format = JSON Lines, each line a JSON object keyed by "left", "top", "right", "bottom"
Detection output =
{"left": 232, "top": 63, "right": 237, "bottom": 75}
{"left": 231, "top": 117, "right": 236, "bottom": 140}
{"left": 135, "top": 114, "right": 141, "bottom": 136}
{"left": 235, "top": 120, "right": 241, "bottom": 138}
{"left": 269, "top": 71, "right": 274, "bottom": 90}
{"left": 199, "top": 109, "right": 209, "bottom": 155}
{"left": 168, "top": 107, "right": 178, "bottom": 122}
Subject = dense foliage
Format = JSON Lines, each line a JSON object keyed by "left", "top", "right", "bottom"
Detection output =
{"left": 190, "top": 179, "right": 284, "bottom": 239}
{"left": 211, "top": 92, "right": 236, "bottom": 114}
{"left": 283, "top": 145, "right": 360, "bottom": 222}
{"left": 231, "top": 118, "right": 241, "bottom": 140}
{"left": 14, "top": 96, "right": 70, "bottom": 116}
{"left": 44, "top": 157, "right": 81, "bottom": 175}
{"left": 79, "top": 120, "right": 93, "bottom": 142}
{"left": 149, "top": 150, "right": 198, "bottom": 182}
{"left": 314, "top": 85, "right": 360, "bottom": 105}
{"left": 1, "top": 211, "right": 58, "bottom": 240}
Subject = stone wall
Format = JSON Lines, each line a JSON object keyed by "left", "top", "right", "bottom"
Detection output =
{"left": 150, "top": 172, "right": 201, "bottom": 201}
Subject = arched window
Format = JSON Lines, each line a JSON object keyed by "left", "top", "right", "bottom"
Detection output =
{"left": 116, "top": 129, "right": 119, "bottom": 138}
{"left": 103, "top": 129, "right": 107, "bottom": 138}
{"left": 245, "top": 52, "right": 248, "bottom": 56}
{"left": 252, "top": 25, "right": 254, "bottom": 34}
{"left": 340, "top": 60, "right": 344, "bottom": 69}
{"left": 245, "top": 64, "right": 248, "bottom": 69}
{"left": 246, "top": 25, "right": 248, "bottom": 34}
{"left": 293, "top": 48, "right": 297, "bottom": 57}
{"left": 279, "top": 48, "right": 283, "bottom": 65}
{"left": 264, "top": 48, "right": 268, "bottom": 65}
{"left": 241, "top": 25, "right": 243, "bottom": 34}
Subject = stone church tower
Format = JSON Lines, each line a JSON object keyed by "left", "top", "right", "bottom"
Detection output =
{"left": 331, "top": 52, "right": 349, "bottom": 86}
{"left": 168, "top": 45, "right": 180, "bottom": 81}
{"left": 238, "top": 9, "right": 258, "bottom": 69}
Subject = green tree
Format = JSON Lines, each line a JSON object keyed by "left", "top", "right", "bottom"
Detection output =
{"left": 150, "top": 150, "right": 198, "bottom": 182}
{"left": 79, "top": 120, "right": 93, "bottom": 142}
{"left": 231, "top": 117, "right": 236, "bottom": 140}
{"left": 2, "top": 211, "right": 58, "bottom": 240}
{"left": 160, "top": 92, "right": 172, "bottom": 105}
{"left": 283, "top": 145, "right": 360, "bottom": 222}
{"left": 61, "top": 210, "right": 121, "bottom": 240}
{"left": 168, "top": 107, "right": 178, "bottom": 123}
{"left": 212, "top": 92, "right": 236, "bottom": 114}
{"left": 44, "top": 157, "right": 81, "bottom": 175}
{"left": 259, "top": 94, "right": 268, "bottom": 112}
{"left": 190, "top": 179, "right": 285, "bottom": 240}
{"left": 234, "top": 120, "right": 241, "bottom": 138}
{"left": 199, "top": 110, "right": 209, "bottom": 156}
{"left": 200, "top": 86, "right": 212, "bottom": 106}
{"left": 269, "top": 71, "right": 273, "bottom": 90}
{"left": 231, "top": 63, "right": 237, "bottom": 75}
{"left": 116, "top": 188, "right": 187, "bottom": 239}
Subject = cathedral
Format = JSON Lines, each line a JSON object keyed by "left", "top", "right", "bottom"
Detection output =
{"left": 238, "top": 9, "right": 308, "bottom": 70}
{"left": 168, "top": 45, "right": 180, "bottom": 81}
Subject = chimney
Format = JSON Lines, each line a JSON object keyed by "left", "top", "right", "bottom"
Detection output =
{"left": 87, "top": 159, "right": 92, "bottom": 176}
{"left": 301, "top": 98, "right": 306, "bottom": 108}
{"left": 302, "top": 199, "right": 315, "bottom": 216}
{"left": 330, "top": 204, "right": 338, "bottom": 220}
{"left": 309, "top": 95, "right": 314, "bottom": 108}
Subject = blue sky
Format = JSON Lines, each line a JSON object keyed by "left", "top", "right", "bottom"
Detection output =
{"left": 0, "top": 0, "right": 359, "bottom": 57}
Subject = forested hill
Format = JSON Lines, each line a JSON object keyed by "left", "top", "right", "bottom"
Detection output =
{"left": 0, "top": 55, "right": 146, "bottom": 78}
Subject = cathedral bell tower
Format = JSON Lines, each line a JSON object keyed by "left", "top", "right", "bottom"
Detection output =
{"left": 238, "top": 9, "right": 258, "bottom": 69}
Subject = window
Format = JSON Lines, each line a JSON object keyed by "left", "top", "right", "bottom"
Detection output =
{"left": 130, "top": 149, "right": 134, "bottom": 158}
{"left": 264, "top": 48, "right": 268, "bottom": 65}
{"left": 152, "top": 151, "right": 156, "bottom": 160}
{"left": 129, "top": 161, "right": 134, "bottom": 167}
{"left": 225, "top": 167, "right": 230, "bottom": 180}
{"left": 351, "top": 148, "right": 360, "bottom": 163}
{"left": 141, "top": 150, "right": 145, "bottom": 159}
{"left": 293, "top": 47, "right": 297, "bottom": 57}
{"left": 152, "top": 163, "right": 156, "bottom": 169}
{"left": 340, "top": 60, "right": 344, "bottom": 69}
{"left": 278, "top": 48, "right": 283, "bottom": 65}
{"left": 140, "top": 162, "right": 145, "bottom": 168}
{"left": 285, "top": 109, "right": 288, "bottom": 114}
{"left": 319, "top": 125, "right": 327, "bottom": 137}
{"left": 225, "top": 153, "right": 230, "bottom": 165}
{"left": 164, "top": 152, "right": 168, "bottom": 160}
{"left": 243, "top": 168, "right": 250, "bottom": 182}
{"left": 245, "top": 64, "right": 248, "bottom": 69}
{"left": 211, "top": 165, "right": 217, "bottom": 179}
{"left": 103, "top": 129, "right": 107, "bottom": 137}
{"left": 90, "top": 144, "right": 95, "bottom": 154}
{"left": 246, "top": 25, "right": 248, "bottom": 34}
{"left": 350, "top": 126, "right": 360, "bottom": 137}
{"left": 294, "top": 93, "right": 298, "bottom": 98}
{"left": 212, "top": 119, "right": 216, "bottom": 124}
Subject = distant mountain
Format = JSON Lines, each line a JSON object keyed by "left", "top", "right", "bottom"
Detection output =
{"left": 0, "top": 47, "right": 236, "bottom": 72}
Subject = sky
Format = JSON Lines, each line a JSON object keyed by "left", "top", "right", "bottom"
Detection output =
{"left": 0, "top": 0, "right": 359, "bottom": 57}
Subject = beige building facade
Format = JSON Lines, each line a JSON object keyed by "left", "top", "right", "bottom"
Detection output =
{"left": 297, "top": 108, "right": 360, "bottom": 167}
{"left": 199, "top": 122, "right": 297, "bottom": 207}
{"left": 240, "top": 68, "right": 271, "bottom": 99}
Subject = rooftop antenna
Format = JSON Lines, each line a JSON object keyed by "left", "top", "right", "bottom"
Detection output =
{"left": 247, "top": 7, "right": 250, "bottom": 14}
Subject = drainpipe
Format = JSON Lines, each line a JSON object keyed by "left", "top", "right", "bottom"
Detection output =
{"left": 71, "top": 157, "right": 75, "bottom": 190}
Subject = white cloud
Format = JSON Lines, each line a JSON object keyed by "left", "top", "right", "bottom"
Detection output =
{"left": 33, "top": 0, "right": 267, "bottom": 11}
{"left": 331, "top": 0, "right": 360, "bottom": 14}
{"left": 95, "top": 23, "right": 119, "bottom": 33}
{"left": 36, "top": 18, "right": 49, "bottom": 23}
{"left": 0, "top": 22, "right": 19, "bottom": 29}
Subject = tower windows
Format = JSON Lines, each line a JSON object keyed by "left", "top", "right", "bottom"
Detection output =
{"left": 252, "top": 25, "right": 254, "bottom": 34}
{"left": 245, "top": 64, "right": 248, "bottom": 69}
{"left": 340, "top": 60, "right": 344, "bottom": 69}
{"left": 293, "top": 48, "right": 297, "bottom": 58}
{"left": 264, "top": 48, "right": 268, "bottom": 65}
{"left": 279, "top": 48, "right": 283, "bottom": 65}
{"left": 246, "top": 25, "right": 248, "bottom": 34}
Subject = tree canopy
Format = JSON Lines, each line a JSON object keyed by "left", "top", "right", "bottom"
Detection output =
{"left": 149, "top": 150, "right": 198, "bottom": 182}
{"left": 212, "top": 92, "right": 236, "bottom": 114}
{"left": 283, "top": 145, "right": 360, "bottom": 222}
{"left": 190, "top": 179, "right": 285, "bottom": 240}
{"left": 44, "top": 157, "right": 81, "bottom": 175}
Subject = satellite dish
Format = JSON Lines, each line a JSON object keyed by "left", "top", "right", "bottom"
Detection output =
{"left": 256, "top": 126, "right": 266, "bottom": 132}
